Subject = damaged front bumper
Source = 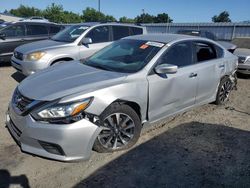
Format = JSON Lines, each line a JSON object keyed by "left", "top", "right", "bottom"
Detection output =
{"left": 6, "top": 103, "right": 102, "bottom": 161}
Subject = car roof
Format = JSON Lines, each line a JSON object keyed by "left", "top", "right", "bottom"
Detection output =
{"left": 8, "top": 21, "right": 61, "bottom": 26}
{"left": 63, "top": 22, "right": 144, "bottom": 28}
{"left": 124, "top": 34, "right": 196, "bottom": 43}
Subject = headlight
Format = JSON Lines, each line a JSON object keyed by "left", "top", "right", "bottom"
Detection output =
{"left": 32, "top": 97, "right": 93, "bottom": 122}
{"left": 26, "top": 52, "right": 46, "bottom": 61}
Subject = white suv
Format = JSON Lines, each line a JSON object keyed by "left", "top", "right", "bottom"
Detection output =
{"left": 11, "top": 23, "right": 146, "bottom": 76}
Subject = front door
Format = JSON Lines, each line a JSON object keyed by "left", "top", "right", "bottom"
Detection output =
{"left": 79, "top": 25, "right": 112, "bottom": 59}
{"left": 147, "top": 41, "right": 198, "bottom": 122}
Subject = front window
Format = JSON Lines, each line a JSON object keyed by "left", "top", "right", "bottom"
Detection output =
{"left": 84, "top": 39, "right": 164, "bottom": 73}
{"left": 51, "top": 25, "right": 89, "bottom": 42}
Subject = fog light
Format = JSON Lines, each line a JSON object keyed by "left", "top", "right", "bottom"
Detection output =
{"left": 39, "top": 141, "right": 65, "bottom": 156}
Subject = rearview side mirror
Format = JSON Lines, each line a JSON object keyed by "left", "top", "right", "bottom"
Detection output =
{"left": 0, "top": 33, "right": 6, "bottom": 40}
{"left": 82, "top": 37, "right": 92, "bottom": 45}
{"left": 154, "top": 64, "right": 178, "bottom": 74}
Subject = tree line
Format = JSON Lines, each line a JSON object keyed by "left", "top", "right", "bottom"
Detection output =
{"left": 5, "top": 3, "right": 231, "bottom": 24}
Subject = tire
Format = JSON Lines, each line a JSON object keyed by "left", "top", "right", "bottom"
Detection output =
{"left": 215, "top": 77, "right": 232, "bottom": 105}
{"left": 93, "top": 103, "right": 142, "bottom": 153}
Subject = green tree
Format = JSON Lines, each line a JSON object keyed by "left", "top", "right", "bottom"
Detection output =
{"left": 82, "top": 7, "right": 105, "bottom": 22}
{"left": 154, "top": 13, "right": 173, "bottom": 23}
{"left": 212, "top": 11, "right": 231, "bottom": 22}
{"left": 105, "top": 15, "right": 116, "bottom": 22}
{"left": 43, "top": 3, "right": 65, "bottom": 23}
{"left": 9, "top": 5, "right": 42, "bottom": 17}
{"left": 62, "top": 11, "right": 82, "bottom": 23}
{"left": 135, "top": 13, "right": 155, "bottom": 23}
{"left": 119, "top": 16, "right": 135, "bottom": 23}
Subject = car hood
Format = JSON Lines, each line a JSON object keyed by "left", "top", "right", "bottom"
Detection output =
{"left": 18, "top": 61, "right": 128, "bottom": 101}
{"left": 217, "top": 41, "right": 237, "bottom": 50}
{"left": 15, "top": 39, "right": 70, "bottom": 54}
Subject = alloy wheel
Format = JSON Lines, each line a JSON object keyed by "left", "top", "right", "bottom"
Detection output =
{"left": 98, "top": 113, "right": 135, "bottom": 149}
{"left": 219, "top": 80, "right": 232, "bottom": 102}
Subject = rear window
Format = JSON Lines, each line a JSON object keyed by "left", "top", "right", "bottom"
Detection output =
{"left": 112, "top": 26, "right": 130, "bottom": 40}
{"left": 26, "top": 24, "right": 48, "bottom": 36}
{"left": 195, "top": 42, "right": 217, "bottom": 62}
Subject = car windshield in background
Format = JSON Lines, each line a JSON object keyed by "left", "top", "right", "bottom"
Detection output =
{"left": 84, "top": 39, "right": 164, "bottom": 73}
{"left": 51, "top": 25, "right": 89, "bottom": 42}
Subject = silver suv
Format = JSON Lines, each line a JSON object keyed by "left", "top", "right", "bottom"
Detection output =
{"left": 11, "top": 23, "right": 146, "bottom": 76}
{"left": 6, "top": 34, "right": 238, "bottom": 161}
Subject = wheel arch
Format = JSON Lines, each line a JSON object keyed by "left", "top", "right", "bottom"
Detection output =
{"left": 102, "top": 99, "right": 142, "bottom": 121}
{"left": 50, "top": 57, "right": 74, "bottom": 65}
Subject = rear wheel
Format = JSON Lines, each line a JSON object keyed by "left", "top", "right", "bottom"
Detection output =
{"left": 93, "top": 103, "right": 142, "bottom": 153}
{"left": 215, "top": 77, "right": 232, "bottom": 105}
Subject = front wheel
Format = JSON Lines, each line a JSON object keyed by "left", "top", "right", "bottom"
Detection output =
{"left": 215, "top": 77, "right": 233, "bottom": 105}
{"left": 93, "top": 103, "right": 142, "bottom": 153}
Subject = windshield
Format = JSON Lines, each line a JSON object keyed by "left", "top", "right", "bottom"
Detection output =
{"left": 84, "top": 39, "right": 164, "bottom": 73}
{"left": 51, "top": 25, "right": 89, "bottom": 42}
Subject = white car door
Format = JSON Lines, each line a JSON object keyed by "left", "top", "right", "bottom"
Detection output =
{"left": 147, "top": 41, "right": 198, "bottom": 122}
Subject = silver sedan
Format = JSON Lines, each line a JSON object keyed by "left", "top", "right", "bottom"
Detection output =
{"left": 6, "top": 34, "right": 238, "bottom": 161}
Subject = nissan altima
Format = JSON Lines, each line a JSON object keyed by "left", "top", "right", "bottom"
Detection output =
{"left": 6, "top": 34, "right": 238, "bottom": 161}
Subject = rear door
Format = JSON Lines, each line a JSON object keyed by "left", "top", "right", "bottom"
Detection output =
{"left": 192, "top": 41, "right": 224, "bottom": 103}
{"left": 147, "top": 41, "right": 198, "bottom": 122}
{"left": 0, "top": 23, "right": 26, "bottom": 57}
{"left": 79, "top": 25, "right": 112, "bottom": 59}
{"left": 25, "top": 23, "right": 49, "bottom": 43}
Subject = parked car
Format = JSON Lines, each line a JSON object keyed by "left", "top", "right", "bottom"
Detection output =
{"left": 0, "top": 21, "right": 64, "bottom": 62}
{"left": 11, "top": 23, "right": 146, "bottom": 76}
{"left": 6, "top": 34, "right": 238, "bottom": 161}
{"left": 0, "top": 21, "right": 12, "bottom": 28}
{"left": 177, "top": 30, "right": 237, "bottom": 53}
{"left": 234, "top": 48, "right": 250, "bottom": 75}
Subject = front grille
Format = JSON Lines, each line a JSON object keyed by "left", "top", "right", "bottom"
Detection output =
{"left": 14, "top": 51, "right": 23, "bottom": 61}
{"left": 13, "top": 89, "right": 34, "bottom": 113}
{"left": 238, "top": 56, "right": 246, "bottom": 64}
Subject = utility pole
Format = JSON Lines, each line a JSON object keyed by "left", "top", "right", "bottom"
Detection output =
{"left": 98, "top": 0, "right": 101, "bottom": 12}
{"left": 142, "top": 9, "right": 145, "bottom": 23}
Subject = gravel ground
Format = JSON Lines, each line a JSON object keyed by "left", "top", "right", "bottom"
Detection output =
{"left": 0, "top": 66, "right": 249, "bottom": 188}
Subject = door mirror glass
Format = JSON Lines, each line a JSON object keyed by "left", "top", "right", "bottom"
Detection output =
{"left": 155, "top": 64, "right": 178, "bottom": 74}
{"left": 0, "top": 33, "right": 6, "bottom": 40}
{"left": 82, "top": 37, "right": 92, "bottom": 45}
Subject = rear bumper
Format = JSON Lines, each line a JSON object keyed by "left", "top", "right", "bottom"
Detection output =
{"left": 0, "top": 54, "right": 12, "bottom": 62}
{"left": 237, "top": 63, "right": 250, "bottom": 75}
{"left": 6, "top": 103, "right": 102, "bottom": 161}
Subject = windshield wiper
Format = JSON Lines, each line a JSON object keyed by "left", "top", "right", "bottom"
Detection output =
{"left": 91, "top": 64, "right": 112, "bottom": 71}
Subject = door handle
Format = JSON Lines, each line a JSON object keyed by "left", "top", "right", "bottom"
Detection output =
{"left": 219, "top": 64, "right": 225, "bottom": 68}
{"left": 189, "top": 73, "right": 197, "bottom": 78}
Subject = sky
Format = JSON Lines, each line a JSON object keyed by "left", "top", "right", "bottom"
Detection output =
{"left": 0, "top": 0, "right": 249, "bottom": 22}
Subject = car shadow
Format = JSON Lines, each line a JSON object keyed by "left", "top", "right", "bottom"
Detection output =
{"left": 0, "top": 169, "right": 30, "bottom": 188}
{"left": 11, "top": 72, "right": 26, "bottom": 83}
{"left": 74, "top": 122, "right": 250, "bottom": 188}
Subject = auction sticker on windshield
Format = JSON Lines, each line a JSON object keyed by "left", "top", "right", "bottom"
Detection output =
{"left": 146, "top": 41, "right": 165, "bottom": 48}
